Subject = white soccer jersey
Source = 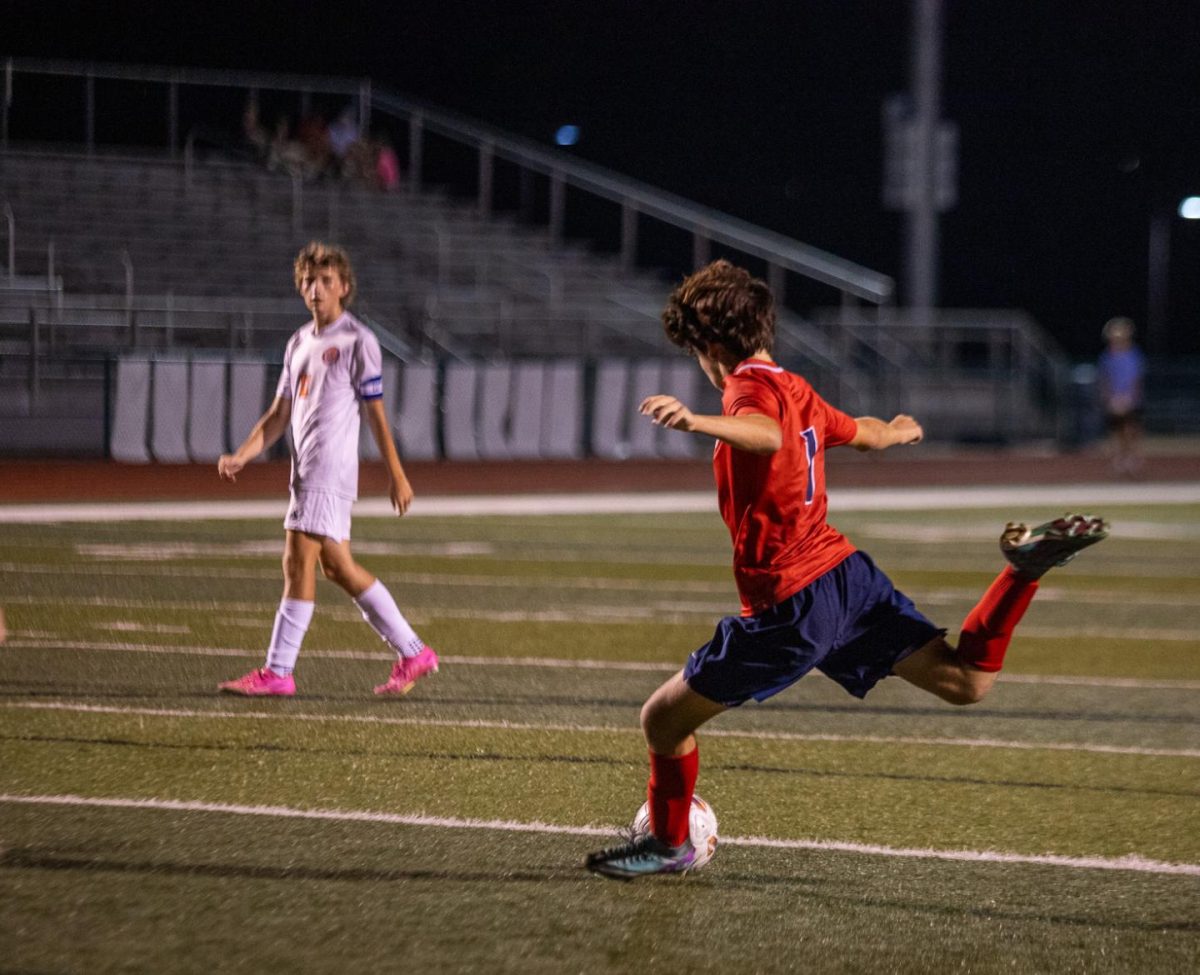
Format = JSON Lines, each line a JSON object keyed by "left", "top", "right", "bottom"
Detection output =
{"left": 275, "top": 311, "right": 384, "bottom": 499}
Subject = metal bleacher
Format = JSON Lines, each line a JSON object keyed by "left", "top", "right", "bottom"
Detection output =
{"left": 0, "top": 57, "right": 1078, "bottom": 457}
{"left": 0, "top": 150, "right": 681, "bottom": 360}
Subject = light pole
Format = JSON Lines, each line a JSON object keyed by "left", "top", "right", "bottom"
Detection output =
{"left": 1147, "top": 197, "right": 1200, "bottom": 354}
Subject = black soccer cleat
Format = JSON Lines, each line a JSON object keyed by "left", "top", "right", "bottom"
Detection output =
{"left": 585, "top": 834, "right": 698, "bottom": 880}
{"left": 1000, "top": 513, "right": 1110, "bottom": 580}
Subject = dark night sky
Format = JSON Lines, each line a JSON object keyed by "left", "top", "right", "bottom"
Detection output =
{"left": 8, "top": 0, "right": 1200, "bottom": 357}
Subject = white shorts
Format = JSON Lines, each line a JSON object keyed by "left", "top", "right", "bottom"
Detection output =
{"left": 285, "top": 489, "right": 353, "bottom": 542}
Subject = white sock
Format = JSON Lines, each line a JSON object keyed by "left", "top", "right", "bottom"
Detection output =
{"left": 265, "top": 598, "right": 314, "bottom": 676}
{"left": 354, "top": 580, "right": 424, "bottom": 658}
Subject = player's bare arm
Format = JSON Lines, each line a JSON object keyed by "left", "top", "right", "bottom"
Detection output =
{"left": 218, "top": 396, "right": 292, "bottom": 481}
{"left": 364, "top": 398, "right": 413, "bottom": 515}
{"left": 848, "top": 414, "right": 924, "bottom": 452}
{"left": 640, "top": 394, "right": 783, "bottom": 455}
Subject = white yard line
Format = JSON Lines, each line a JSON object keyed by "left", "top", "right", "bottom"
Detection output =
{"left": 7, "top": 582, "right": 1200, "bottom": 613}
{"left": 858, "top": 519, "right": 1200, "bottom": 543}
{"left": 919, "top": 587, "right": 1200, "bottom": 608}
{"left": 0, "top": 561, "right": 735, "bottom": 594}
{"left": 995, "top": 673, "right": 1200, "bottom": 689}
{"left": 1, "top": 481, "right": 1198, "bottom": 524}
{"left": 5, "top": 562, "right": 1200, "bottom": 621}
{"left": 2, "top": 572, "right": 1199, "bottom": 638}
{"left": 5, "top": 700, "right": 1199, "bottom": 759}
{"left": 1, "top": 638, "right": 677, "bottom": 669}
{"left": 0, "top": 792, "right": 1195, "bottom": 877}
{"left": 74, "top": 541, "right": 496, "bottom": 559}
{"left": 5, "top": 638, "right": 1200, "bottom": 689}
{"left": 1018, "top": 625, "right": 1200, "bottom": 642}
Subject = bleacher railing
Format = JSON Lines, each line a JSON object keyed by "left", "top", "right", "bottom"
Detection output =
{"left": 1, "top": 56, "right": 894, "bottom": 307}
{"left": 1, "top": 56, "right": 1100, "bottom": 445}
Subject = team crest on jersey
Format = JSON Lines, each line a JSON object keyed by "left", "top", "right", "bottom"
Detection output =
{"left": 322, "top": 347, "right": 340, "bottom": 365}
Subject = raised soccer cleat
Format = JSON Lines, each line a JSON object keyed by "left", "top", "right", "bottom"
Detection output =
{"left": 374, "top": 645, "right": 439, "bottom": 696}
{"left": 585, "top": 835, "right": 698, "bottom": 880}
{"left": 1000, "top": 513, "right": 1110, "bottom": 579}
{"left": 218, "top": 667, "right": 296, "bottom": 697}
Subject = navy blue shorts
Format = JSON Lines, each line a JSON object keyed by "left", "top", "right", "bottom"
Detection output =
{"left": 683, "top": 551, "right": 944, "bottom": 705}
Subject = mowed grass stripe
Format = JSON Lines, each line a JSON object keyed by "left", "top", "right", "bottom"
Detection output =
{"left": 8, "top": 608, "right": 1200, "bottom": 640}
{"left": 3, "top": 705, "right": 1195, "bottom": 860}
{"left": 7, "top": 700, "right": 1200, "bottom": 758}
{"left": 2, "top": 481, "right": 1198, "bottom": 522}
{"left": 5, "top": 638, "right": 1200, "bottom": 687}
{"left": 0, "top": 561, "right": 733, "bottom": 589}
{"left": 2, "top": 793, "right": 1197, "bottom": 877}
{"left": 11, "top": 583, "right": 1200, "bottom": 610}
{"left": 10, "top": 557, "right": 1200, "bottom": 597}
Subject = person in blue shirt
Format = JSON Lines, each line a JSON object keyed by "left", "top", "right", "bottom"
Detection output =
{"left": 1096, "top": 316, "right": 1146, "bottom": 476}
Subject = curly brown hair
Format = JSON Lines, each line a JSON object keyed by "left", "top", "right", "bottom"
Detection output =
{"left": 293, "top": 241, "right": 356, "bottom": 306}
{"left": 661, "top": 259, "right": 775, "bottom": 360}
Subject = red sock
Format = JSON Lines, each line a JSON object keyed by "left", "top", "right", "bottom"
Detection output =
{"left": 648, "top": 747, "right": 699, "bottom": 848}
{"left": 956, "top": 566, "right": 1039, "bottom": 672}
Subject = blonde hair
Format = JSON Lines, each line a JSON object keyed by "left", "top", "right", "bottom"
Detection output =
{"left": 293, "top": 241, "right": 356, "bottom": 305}
{"left": 1102, "top": 316, "right": 1134, "bottom": 342}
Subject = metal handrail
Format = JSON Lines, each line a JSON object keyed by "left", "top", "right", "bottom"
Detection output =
{"left": 3, "top": 201, "right": 13, "bottom": 280}
{"left": 119, "top": 249, "right": 133, "bottom": 328}
{"left": 5, "top": 57, "right": 363, "bottom": 96}
{"left": 2, "top": 56, "right": 895, "bottom": 305}
{"left": 373, "top": 90, "right": 894, "bottom": 303}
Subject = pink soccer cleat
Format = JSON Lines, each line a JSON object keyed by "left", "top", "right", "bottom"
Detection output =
{"left": 218, "top": 667, "right": 296, "bottom": 697}
{"left": 374, "top": 646, "right": 439, "bottom": 696}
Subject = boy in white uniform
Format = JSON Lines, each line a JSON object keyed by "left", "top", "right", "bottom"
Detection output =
{"left": 217, "top": 241, "right": 438, "bottom": 697}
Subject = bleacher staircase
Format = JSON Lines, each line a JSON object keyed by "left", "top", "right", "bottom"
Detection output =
{"left": 0, "top": 57, "right": 1076, "bottom": 454}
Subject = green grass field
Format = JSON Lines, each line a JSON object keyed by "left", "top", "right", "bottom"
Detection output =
{"left": 1, "top": 502, "right": 1198, "bottom": 973}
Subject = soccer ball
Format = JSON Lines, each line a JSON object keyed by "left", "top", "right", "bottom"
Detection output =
{"left": 631, "top": 793, "right": 719, "bottom": 870}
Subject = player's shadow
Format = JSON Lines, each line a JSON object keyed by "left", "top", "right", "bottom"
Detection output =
{"left": 0, "top": 731, "right": 640, "bottom": 770}
{"left": 0, "top": 847, "right": 574, "bottom": 888}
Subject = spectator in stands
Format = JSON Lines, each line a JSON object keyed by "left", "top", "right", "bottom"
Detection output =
{"left": 241, "top": 95, "right": 269, "bottom": 163}
{"left": 328, "top": 106, "right": 360, "bottom": 175}
{"left": 267, "top": 115, "right": 310, "bottom": 177}
{"left": 297, "top": 110, "right": 333, "bottom": 177}
{"left": 1097, "top": 315, "right": 1146, "bottom": 476}
{"left": 374, "top": 134, "right": 402, "bottom": 192}
{"left": 340, "top": 138, "right": 375, "bottom": 186}
{"left": 216, "top": 242, "right": 438, "bottom": 698}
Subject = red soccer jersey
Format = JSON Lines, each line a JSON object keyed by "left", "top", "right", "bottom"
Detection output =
{"left": 714, "top": 359, "right": 859, "bottom": 615}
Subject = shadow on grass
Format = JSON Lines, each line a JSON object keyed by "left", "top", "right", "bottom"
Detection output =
{"left": 714, "top": 869, "right": 1200, "bottom": 934}
{"left": 3, "top": 848, "right": 1196, "bottom": 936}
{"left": 0, "top": 847, "right": 573, "bottom": 887}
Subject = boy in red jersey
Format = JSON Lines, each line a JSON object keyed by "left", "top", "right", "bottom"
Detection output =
{"left": 586, "top": 260, "right": 1108, "bottom": 879}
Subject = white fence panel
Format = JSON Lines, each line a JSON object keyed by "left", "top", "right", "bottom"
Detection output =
{"left": 111, "top": 356, "right": 152, "bottom": 463}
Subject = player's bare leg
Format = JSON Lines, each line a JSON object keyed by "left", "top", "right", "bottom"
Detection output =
{"left": 316, "top": 537, "right": 376, "bottom": 597}
{"left": 640, "top": 671, "right": 727, "bottom": 757}
{"left": 219, "top": 530, "right": 320, "bottom": 695}
{"left": 282, "top": 530, "right": 324, "bottom": 600}
{"left": 317, "top": 537, "right": 438, "bottom": 695}
{"left": 892, "top": 636, "right": 996, "bottom": 705}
